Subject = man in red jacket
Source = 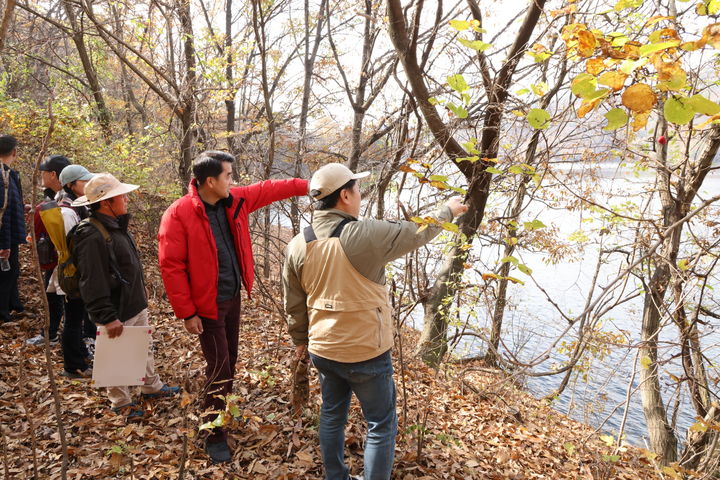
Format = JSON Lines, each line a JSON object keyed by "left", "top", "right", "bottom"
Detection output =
{"left": 158, "top": 150, "right": 308, "bottom": 463}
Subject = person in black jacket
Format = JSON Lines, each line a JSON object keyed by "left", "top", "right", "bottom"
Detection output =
{"left": 0, "top": 135, "right": 26, "bottom": 323}
{"left": 71, "top": 173, "right": 178, "bottom": 420}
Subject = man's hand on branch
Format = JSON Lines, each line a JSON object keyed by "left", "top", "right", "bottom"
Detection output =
{"left": 446, "top": 197, "right": 469, "bottom": 217}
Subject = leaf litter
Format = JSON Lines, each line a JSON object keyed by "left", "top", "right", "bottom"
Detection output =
{"left": 0, "top": 240, "right": 663, "bottom": 479}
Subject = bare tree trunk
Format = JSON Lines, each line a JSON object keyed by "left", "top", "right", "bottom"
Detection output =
{"left": 386, "top": 0, "right": 547, "bottom": 365}
{"left": 290, "top": 0, "right": 328, "bottom": 234}
{"left": 177, "top": 0, "right": 197, "bottom": 188}
{"left": 62, "top": 0, "right": 112, "bottom": 138}
{"left": 639, "top": 122, "right": 720, "bottom": 464}
{"left": 0, "top": 0, "right": 16, "bottom": 52}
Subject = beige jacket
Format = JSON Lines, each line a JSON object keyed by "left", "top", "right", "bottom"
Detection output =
{"left": 283, "top": 206, "right": 453, "bottom": 362}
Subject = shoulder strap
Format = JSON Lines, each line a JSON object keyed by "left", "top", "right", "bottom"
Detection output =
{"left": 303, "top": 226, "right": 316, "bottom": 243}
{"left": 330, "top": 218, "right": 354, "bottom": 238}
{"left": 304, "top": 218, "right": 355, "bottom": 244}
{"left": 84, "top": 217, "right": 129, "bottom": 285}
{"left": 87, "top": 217, "right": 111, "bottom": 242}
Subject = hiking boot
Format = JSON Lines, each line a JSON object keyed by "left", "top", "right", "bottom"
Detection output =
{"left": 141, "top": 384, "right": 180, "bottom": 399}
{"left": 111, "top": 402, "right": 145, "bottom": 422}
{"left": 61, "top": 368, "right": 92, "bottom": 379}
{"left": 205, "top": 439, "right": 231, "bottom": 464}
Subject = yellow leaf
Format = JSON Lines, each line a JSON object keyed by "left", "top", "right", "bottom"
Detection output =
{"left": 689, "top": 421, "right": 708, "bottom": 433}
{"left": 697, "top": 113, "right": 720, "bottom": 129}
{"left": 640, "top": 355, "right": 652, "bottom": 369}
{"left": 586, "top": 58, "right": 606, "bottom": 75}
{"left": 577, "top": 97, "right": 604, "bottom": 118}
{"left": 621, "top": 83, "right": 657, "bottom": 113}
{"left": 632, "top": 111, "right": 651, "bottom": 131}
{"left": 577, "top": 29, "right": 597, "bottom": 57}
{"left": 598, "top": 71, "right": 628, "bottom": 91}
{"left": 701, "top": 23, "right": 720, "bottom": 49}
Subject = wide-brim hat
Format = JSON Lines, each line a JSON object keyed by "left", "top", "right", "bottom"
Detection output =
{"left": 310, "top": 163, "right": 370, "bottom": 200}
{"left": 71, "top": 172, "right": 138, "bottom": 206}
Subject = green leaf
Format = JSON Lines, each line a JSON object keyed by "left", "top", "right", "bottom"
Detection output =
{"left": 600, "top": 434, "right": 615, "bottom": 447}
{"left": 447, "top": 102, "right": 468, "bottom": 119}
{"left": 428, "top": 97, "right": 441, "bottom": 105}
{"left": 485, "top": 166, "right": 502, "bottom": 174}
{"left": 686, "top": 94, "right": 720, "bottom": 116}
{"left": 603, "top": 108, "right": 629, "bottom": 131}
{"left": 508, "top": 165, "right": 524, "bottom": 174}
{"left": 505, "top": 276, "right": 525, "bottom": 285}
{"left": 619, "top": 58, "right": 648, "bottom": 75}
{"left": 462, "top": 140, "right": 479, "bottom": 154}
{"left": 518, "top": 263, "right": 533, "bottom": 275}
{"left": 524, "top": 219, "right": 546, "bottom": 230}
{"left": 442, "top": 222, "right": 459, "bottom": 233}
{"left": 447, "top": 74, "right": 469, "bottom": 93}
{"left": 640, "top": 356, "right": 652, "bottom": 369}
{"left": 516, "top": 88, "right": 531, "bottom": 96}
{"left": 678, "top": 259, "right": 690, "bottom": 271}
{"left": 664, "top": 96, "right": 695, "bottom": 125}
{"left": 456, "top": 155, "right": 480, "bottom": 163}
{"left": 602, "top": 455, "right": 621, "bottom": 462}
{"left": 428, "top": 175, "right": 449, "bottom": 182}
{"left": 639, "top": 40, "right": 681, "bottom": 57}
{"left": 110, "top": 445, "right": 124, "bottom": 454}
{"left": 457, "top": 38, "right": 492, "bottom": 51}
{"left": 571, "top": 74, "right": 598, "bottom": 98}
{"left": 563, "top": 442, "right": 576, "bottom": 456}
{"left": 501, "top": 256, "right": 519, "bottom": 265}
{"left": 527, "top": 108, "right": 551, "bottom": 129}
{"left": 449, "top": 20, "right": 470, "bottom": 31}
{"left": 614, "top": 0, "right": 643, "bottom": 11}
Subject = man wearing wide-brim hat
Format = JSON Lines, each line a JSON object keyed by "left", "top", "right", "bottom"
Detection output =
{"left": 71, "top": 173, "right": 179, "bottom": 420}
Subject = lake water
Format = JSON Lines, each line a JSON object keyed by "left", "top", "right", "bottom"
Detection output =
{"left": 402, "top": 164, "right": 720, "bottom": 447}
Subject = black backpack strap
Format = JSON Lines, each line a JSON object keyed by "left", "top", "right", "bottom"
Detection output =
{"left": 330, "top": 218, "right": 354, "bottom": 238}
{"left": 304, "top": 218, "right": 355, "bottom": 243}
{"left": 87, "top": 217, "right": 129, "bottom": 285}
{"left": 303, "top": 226, "right": 317, "bottom": 243}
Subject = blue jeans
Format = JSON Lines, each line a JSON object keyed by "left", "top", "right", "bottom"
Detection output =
{"left": 310, "top": 350, "right": 397, "bottom": 480}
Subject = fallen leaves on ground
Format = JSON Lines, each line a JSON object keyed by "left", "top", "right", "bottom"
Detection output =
{"left": 0, "top": 241, "right": 663, "bottom": 479}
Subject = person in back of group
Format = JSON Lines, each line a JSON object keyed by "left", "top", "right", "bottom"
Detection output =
{"left": 72, "top": 173, "right": 178, "bottom": 420}
{"left": 158, "top": 150, "right": 308, "bottom": 463}
{"left": 59, "top": 164, "right": 97, "bottom": 352}
{"left": 283, "top": 163, "right": 468, "bottom": 480}
{"left": 0, "top": 135, "right": 26, "bottom": 324}
{"left": 27, "top": 155, "right": 72, "bottom": 345}
{"left": 33, "top": 159, "right": 96, "bottom": 377}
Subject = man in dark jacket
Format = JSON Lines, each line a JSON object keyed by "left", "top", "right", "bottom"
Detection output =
{"left": 157, "top": 151, "right": 308, "bottom": 463}
{"left": 0, "top": 135, "right": 26, "bottom": 324}
{"left": 72, "top": 173, "right": 178, "bottom": 419}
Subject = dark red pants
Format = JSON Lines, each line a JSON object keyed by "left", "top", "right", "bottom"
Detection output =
{"left": 199, "top": 294, "right": 241, "bottom": 442}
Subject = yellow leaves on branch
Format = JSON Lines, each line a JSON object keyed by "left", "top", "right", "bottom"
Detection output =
{"left": 621, "top": 84, "right": 657, "bottom": 114}
{"left": 598, "top": 71, "right": 628, "bottom": 91}
{"left": 562, "top": 24, "right": 598, "bottom": 58}
{"left": 586, "top": 58, "right": 606, "bottom": 75}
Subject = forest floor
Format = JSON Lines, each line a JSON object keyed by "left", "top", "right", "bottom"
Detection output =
{"left": 0, "top": 242, "right": 666, "bottom": 480}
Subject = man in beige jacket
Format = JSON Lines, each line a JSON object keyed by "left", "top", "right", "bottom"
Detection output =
{"left": 283, "top": 163, "right": 467, "bottom": 480}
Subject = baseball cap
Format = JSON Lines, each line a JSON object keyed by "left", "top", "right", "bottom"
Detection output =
{"left": 59, "top": 165, "right": 94, "bottom": 186}
{"left": 39, "top": 155, "right": 71, "bottom": 176}
{"left": 71, "top": 173, "right": 139, "bottom": 206}
{"left": 309, "top": 163, "right": 370, "bottom": 200}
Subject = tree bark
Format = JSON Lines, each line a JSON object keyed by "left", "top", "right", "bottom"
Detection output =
{"left": 386, "top": 0, "right": 547, "bottom": 365}
{"left": 62, "top": 0, "right": 112, "bottom": 138}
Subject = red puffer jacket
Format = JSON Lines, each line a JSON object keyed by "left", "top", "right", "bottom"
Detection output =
{"left": 158, "top": 177, "right": 308, "bottom": 320}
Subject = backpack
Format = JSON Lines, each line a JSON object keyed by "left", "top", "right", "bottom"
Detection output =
{"left": 58, "top": 217, "right": 120, "bottom": 299}
{"left": 34, "top": 203, "right": 59, "bottom": 269}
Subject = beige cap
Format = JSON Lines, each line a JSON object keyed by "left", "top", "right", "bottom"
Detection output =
{"left": 71, "top": 173, "right": 139, "bottom": 206}
{"left": 310, "top": 163, "right": 370, "bottom": 200}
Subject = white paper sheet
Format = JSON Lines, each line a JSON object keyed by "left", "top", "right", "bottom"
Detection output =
{"left": 92, "top": 326, "right": 154, "bottom": 388}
